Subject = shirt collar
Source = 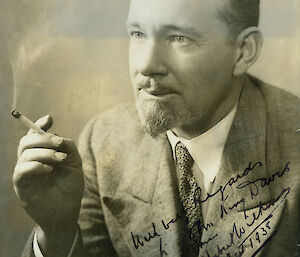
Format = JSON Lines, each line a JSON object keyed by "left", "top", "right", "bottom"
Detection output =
{"left": 167, "top": 103, "right": 238, "bottom": 183}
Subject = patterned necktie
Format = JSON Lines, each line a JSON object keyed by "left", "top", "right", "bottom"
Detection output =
{"left": 175, "top": 142, "right": 203, "bottom": 257}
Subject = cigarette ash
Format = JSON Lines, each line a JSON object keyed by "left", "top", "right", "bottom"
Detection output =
{"left": 11, "top": 110, "right": 21, "bottom": 119}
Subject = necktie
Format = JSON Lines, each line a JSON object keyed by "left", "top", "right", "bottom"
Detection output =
{"left": 175, "top": 142, "right": 203, "bottom": 257}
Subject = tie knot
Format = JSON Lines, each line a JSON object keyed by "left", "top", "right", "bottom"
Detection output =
{"left": 175, "top": 142, "right": 193, "bottom": 170}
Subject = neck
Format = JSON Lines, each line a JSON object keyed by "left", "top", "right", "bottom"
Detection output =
{"left": 172, "top": 76, "right": 246, "bottom": 139}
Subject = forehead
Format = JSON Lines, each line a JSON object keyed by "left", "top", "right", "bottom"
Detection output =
{"left": 127, "top": 0, "right": 228, "bottom": 36}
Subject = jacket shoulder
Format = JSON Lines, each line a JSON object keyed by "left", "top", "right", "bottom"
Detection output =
{"left": 250, "top": 76, "right": 300, "bottom": 129}
{"left": 250, "top": 76, "right": 300, "bottom": 171}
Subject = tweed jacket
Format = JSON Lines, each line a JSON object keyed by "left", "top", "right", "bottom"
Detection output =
{"left": 22, "top": 76, "right": 300, "bottom": 257}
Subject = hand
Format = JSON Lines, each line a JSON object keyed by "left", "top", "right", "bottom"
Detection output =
{"left": 13, "top": 115, "right": 84, "bottom": 255}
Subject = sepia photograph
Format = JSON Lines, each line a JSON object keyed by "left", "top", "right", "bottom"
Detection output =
{"left": 1, "top": 0, "right": 300, "bottom": 256}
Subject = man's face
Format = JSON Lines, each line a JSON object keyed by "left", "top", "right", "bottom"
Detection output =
{"left": 127, "top": 0, "right": 238, "bottom": 138}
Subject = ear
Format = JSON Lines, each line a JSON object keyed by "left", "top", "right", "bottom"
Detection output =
{"left": 233, "top": 27, "right": 263, "bottom": 76}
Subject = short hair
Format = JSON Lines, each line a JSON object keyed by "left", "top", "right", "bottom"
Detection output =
{"left": 218, "top": 0, "right": 260, "bottom": 36}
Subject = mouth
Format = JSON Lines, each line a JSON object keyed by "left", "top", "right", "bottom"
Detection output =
{"left": 139, "top": 88, "right": 177, "bottom": 98}
{"left": 142, "top": 88, "right": 173, "bottom": 96}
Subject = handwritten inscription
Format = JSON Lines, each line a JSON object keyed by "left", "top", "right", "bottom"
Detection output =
{"left": 236, "top": 162, "right": 290, "bottom": 198}
{"left": 130, "top": 161, "right": 291, "bottom": 256}
{"left": 194, "top": 162, "right": 263, "bottom": 207}
{"left": 131, "top": 223, "right": 161, "bottom": 250}
{"left": 202, "top": 187, "right": 290, "bottom": 257}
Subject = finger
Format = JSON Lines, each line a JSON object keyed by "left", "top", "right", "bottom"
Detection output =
{"left": 18, "top": 133, "right": 64, "bottom": 158}
{"left": 60, "top": 138, "right": 79, "bottom": 155}
{"left": 27, "top": 115, "right": 53, "bottom": 135}
{"left": 13, "top": 161, "right": 53, "bottom": 188}
{"left": 18, "top": 148, "right": 67, "bottom": 165}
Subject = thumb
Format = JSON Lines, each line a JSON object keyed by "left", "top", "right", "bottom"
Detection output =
{"left": 27, "top": 115, "right": 53, "bottom": 135}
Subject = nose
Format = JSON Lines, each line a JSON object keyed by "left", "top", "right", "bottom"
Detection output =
{"left": 135, "top": 39, "right": 168, "bottom": 78}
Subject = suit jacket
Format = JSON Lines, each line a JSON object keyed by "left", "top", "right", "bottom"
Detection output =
{"left": 22, "top": 76, "right": 300, "bottom": 257}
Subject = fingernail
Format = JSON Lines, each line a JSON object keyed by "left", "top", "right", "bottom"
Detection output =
{"left": 54, "top": 152, "right": 67, "bottom": 160}
{"left": 43, "top": 165, "right": 53, "bottom": 172}
{"left": 51, "top": 136, "right": 63, "bottom": 146}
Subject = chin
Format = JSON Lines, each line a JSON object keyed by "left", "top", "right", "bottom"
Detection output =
{"left": 135, "top": 96, "right": 190, "bottom": 138}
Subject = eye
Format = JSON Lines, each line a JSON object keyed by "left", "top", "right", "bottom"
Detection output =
{"left": 171, "top": 35, "right": 187, "bottom": 44}
{"left": 130, "top": 31, "right": 145, "bottom": 39}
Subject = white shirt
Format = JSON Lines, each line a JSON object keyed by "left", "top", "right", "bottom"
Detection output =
{"left": 166, "top": 103, "right": 237, "bottom": 222}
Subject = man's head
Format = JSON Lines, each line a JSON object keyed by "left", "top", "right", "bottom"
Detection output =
{"left": 127, "top": 0, "right": 262, "bottom": 139}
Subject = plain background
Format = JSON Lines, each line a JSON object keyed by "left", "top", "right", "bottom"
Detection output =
{"left": 0, "top": 1, "right": 299, "bottom": 256}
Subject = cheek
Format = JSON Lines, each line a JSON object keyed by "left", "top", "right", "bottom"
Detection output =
{"left": 190, "top": 47, "right": 233, "bottom": 73}
{"left": 170, "top": 47, "right": 235, "bottom": 106}
{"left": 175, "top": 47, "right": 235, "bottom": 87}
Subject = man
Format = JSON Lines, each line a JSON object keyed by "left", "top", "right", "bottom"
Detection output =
{"left": 14, "top": 0, "right": 300, "bottom": 256}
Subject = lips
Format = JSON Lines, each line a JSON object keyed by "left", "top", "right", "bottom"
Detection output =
{"left": 142, "top": 88, "right": 173, "bottom": 96}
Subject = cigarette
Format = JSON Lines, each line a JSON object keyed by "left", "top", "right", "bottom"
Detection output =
{"left": 11, "top": 110, "right": 46, "bottom": 134}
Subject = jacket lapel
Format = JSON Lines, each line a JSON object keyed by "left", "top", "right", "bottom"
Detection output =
{"left": 200, "top": 78, "right": 286, "bottom": 257}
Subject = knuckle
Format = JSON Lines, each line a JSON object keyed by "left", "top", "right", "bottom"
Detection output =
{"left": 18, "top": 135, "right": 27, "bottom": 150}
{"left": 20, "top": 149, "right": 31, "bottom": 162}
{"left": 19, "top": 135, "right": 27, "bottom": 146}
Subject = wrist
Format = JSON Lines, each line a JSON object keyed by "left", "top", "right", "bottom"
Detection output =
{"left": 36, "top": 225, "right": 77, "bottom": 257}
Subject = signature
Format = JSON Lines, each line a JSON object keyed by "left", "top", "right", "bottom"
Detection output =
{"left": 130, "top": 161, "right": 291, "bottom": 256}
{"left": 220, "top": 162, "right": 290, "bottom": 220}
{"left": 202, "top": 187, "right": 290, "bottom": 257}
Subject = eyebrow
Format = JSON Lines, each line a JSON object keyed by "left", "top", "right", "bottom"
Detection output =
{"left": 161, "top": 24, "right": 200, "bottom": 36}
{"left": 126, "top": 22, "right": 202, "bottom": 37}
{"left": 126, "top": 22, "right": 140, "bottom": 31}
